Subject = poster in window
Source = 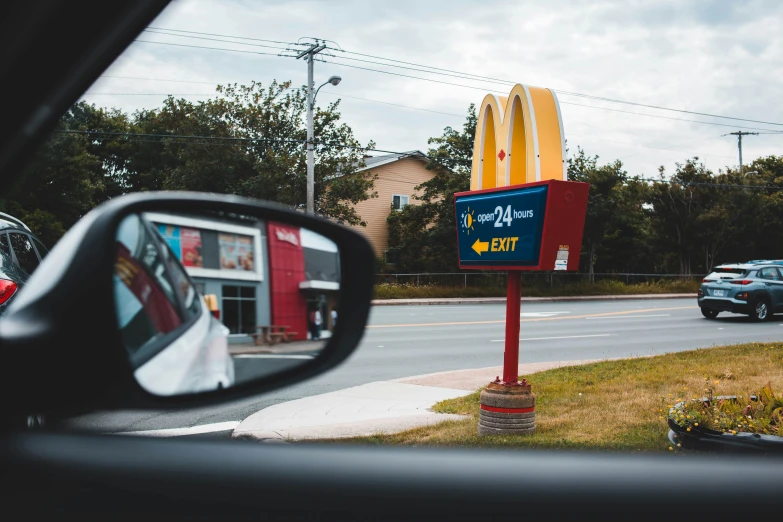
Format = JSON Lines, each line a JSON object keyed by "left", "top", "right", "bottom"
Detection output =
{"left": 180, "top": 227, "right": 203, "bottom": 267}
{"left": 157, "top": 224, "right": 181, "bottom": 259}
{"left": 219, "top": 233, "right": 254, "bottom": 272}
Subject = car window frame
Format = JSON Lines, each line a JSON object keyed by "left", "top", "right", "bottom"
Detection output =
{"left": 119, "top": 216, "right": 204, "bottom": 371}
{"left": 30, "top": 235, "right": 48, "bottom": 259}
{"left": 758, "top": 267, "right": 780, "bottom": 280}
{"left": 7, "top": 231, "right": 42, "bottom": 276}
{"left": 142, "top": 216, "right": 202, "bottom": 321}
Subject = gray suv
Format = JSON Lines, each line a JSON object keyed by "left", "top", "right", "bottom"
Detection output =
{"left": 698, "top": 261, "right": 783, "bottom": 321}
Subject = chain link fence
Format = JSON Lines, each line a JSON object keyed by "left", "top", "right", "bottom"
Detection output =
{"left": 375, "top": 272, "right": 705, "bottom": 289}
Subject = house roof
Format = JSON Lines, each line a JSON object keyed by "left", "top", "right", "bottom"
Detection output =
{"left": 356, "top": 150, "right": 428, "bottom": 172}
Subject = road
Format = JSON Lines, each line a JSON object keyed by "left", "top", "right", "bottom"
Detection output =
{"left": 60, "top": 298, "right": 783, "bottom": 437}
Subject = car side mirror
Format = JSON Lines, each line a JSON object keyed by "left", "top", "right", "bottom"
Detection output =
{"left": 0, "top": 192, "right": 374, "bottom": 417}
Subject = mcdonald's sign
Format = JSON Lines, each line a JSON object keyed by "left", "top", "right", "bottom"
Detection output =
{"left": 456, "top": 84, "right": 589, "bottom": 271}
{"left": 471, "top": 84, "right": 566, "bottom": 191}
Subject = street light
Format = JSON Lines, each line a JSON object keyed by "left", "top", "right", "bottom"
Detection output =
{"left": 313, "top": 76, "right": 341, "bottom": 107}
{"left": 306, "top": 73, "right": 342, "bottom": 215}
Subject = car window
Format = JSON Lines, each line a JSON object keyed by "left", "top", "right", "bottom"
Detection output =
{"left": 9, "top": 233, "right": 40, "bottom": 275}
{"left": 114, "top": 214, "right": 184, "bottom": 364}
{"left": 758, "top": 267, "right": 781, "bottom": 281}
{"left": 31, "top": 237, "right": 48, "bottom": 259}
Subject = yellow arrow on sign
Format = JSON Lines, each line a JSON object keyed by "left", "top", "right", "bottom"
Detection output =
{"left": 472, "top": 239, "right": 489, "bottom": 255}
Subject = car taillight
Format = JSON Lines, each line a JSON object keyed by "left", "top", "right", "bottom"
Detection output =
{"left": 702, "top": 278, "right": 713, "bottom": 283}
{"left": 0, "top": 279, "right": 18, "bottom": 305}
{"left": 211, "top": 309, "right": 220, "bottom": 320}
{"left": 698, "top": 289, "right": 704, "bottom": 297}
{"left": 736, "top": 292, "right": 749, "bottom": 300}
{"left": 730, "top": 279, "right": 753, "bottom": 285}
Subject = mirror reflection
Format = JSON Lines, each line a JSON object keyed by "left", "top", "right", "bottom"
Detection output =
{"left": 113, "top": 211, "right": 341, "bottom": 396}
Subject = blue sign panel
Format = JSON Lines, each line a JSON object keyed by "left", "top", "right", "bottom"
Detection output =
{"left": 456, "top": 185, "right": 548, "bottom": 267}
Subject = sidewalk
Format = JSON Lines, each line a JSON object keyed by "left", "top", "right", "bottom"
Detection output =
{"left": 229, "top": 331, "right": 332, "bottom": 355}
{"left": 371, "top": 293, "right": 695, "bottom": 306}
{"left": 231, "top": 359, "right": 601, "bottom": 442}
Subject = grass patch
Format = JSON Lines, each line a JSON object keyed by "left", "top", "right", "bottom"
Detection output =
{"left": 373, "top": 279, "right": 699, "bottom": 300}
{"left": 323, "top": 342, "right": 783, "bottom": 451}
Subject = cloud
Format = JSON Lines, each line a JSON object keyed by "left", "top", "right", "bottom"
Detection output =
{"left": 83, "top": 0, "right": 783, "bottom": 177}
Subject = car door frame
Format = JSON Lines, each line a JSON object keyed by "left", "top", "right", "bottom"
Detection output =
{"left": 6, "top": 230, "right": 43, "bottom": 278}
{"left": 757, "top": 266, "right": 783, "bottom": 310}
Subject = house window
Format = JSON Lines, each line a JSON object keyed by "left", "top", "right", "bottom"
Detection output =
{"left": 392, "top": 194, "right": 409, "bottom": 211}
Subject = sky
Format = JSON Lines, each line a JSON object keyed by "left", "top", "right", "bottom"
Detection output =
{"left": 83, "top": 0, "right": 783, "bottom": 178}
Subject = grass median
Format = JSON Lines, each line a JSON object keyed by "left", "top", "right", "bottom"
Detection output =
{"left": 324, "top": 342, "right": 783, "bottom": 451}
{"left": 373, "top": 279, "right": 699, "bottom": 300}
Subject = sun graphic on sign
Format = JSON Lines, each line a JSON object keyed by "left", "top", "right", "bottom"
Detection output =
{"left": 460, "top": 207, "right": 475, "bottom": 235}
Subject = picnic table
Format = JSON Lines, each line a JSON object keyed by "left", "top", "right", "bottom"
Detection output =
{"left": 250, "top": 325, "right": 299, "bottom": 346}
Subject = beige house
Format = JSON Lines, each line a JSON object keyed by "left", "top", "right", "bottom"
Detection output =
{"left": 350, "top": 151, "right": 434, "bottom": 258}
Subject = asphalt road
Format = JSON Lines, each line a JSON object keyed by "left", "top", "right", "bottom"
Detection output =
{"left": 60, "top": 298, "right": 783, "bottom": 437}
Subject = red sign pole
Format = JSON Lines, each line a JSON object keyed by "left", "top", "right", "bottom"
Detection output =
{"left": 502, "top": 270, "right": 522, "bottom": 384}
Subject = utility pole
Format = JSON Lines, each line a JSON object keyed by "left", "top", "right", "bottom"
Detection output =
{"left": 296, "top": 42, "right": 326, "bottom": 214}
{"left": 728, "top": 131, "right": 759, "bottom": 174}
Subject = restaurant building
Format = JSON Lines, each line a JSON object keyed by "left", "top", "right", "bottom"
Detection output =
{"left": 146, "top": 212, "right": 339, "bottom": 343}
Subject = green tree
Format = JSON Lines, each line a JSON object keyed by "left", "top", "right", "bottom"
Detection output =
{"left": 128, "top": 81, "right": 376, "bottom": 225}
{"left": 569, "top": 148, "right": 649, "bottom": 280}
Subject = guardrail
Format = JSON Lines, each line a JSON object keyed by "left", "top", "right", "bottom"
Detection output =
{"left": 375, "top": 272, "right": 705, "bottom": 288}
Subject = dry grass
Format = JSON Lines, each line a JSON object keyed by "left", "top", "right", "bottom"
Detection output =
{"left": 323, "top": 342, "right": 783, "bottom": 451}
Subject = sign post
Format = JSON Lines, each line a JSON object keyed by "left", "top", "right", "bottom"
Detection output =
{"left": 457, "top": 83, "right": 590, "bottom": 436}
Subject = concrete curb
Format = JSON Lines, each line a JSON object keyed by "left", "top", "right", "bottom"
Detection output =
{"left": 372, "top": 293, "right": 696, "bottom": 306}
{"left": 231, "top": 359, "right": 609, "bottom": 442}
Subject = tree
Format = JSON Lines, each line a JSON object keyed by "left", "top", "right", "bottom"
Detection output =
{"left": 386, "top": 105, "right": 476, "bottom": 271}
{"left": 568, "top": 148, "right": 648, "bottom": 280}
{"left": 0, "top": 102, "right": 129, "bottom": 246}
{"left": 128, "top": 81, "right": 376, "bottom": 225}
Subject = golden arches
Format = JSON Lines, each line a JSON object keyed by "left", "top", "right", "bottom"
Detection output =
{"left": 470, "top": 84, "right": 566, "bottom": 191}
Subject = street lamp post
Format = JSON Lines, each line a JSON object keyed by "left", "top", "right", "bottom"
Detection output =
{"left": 298, "top": 43, "right": 341, "bottom": 215}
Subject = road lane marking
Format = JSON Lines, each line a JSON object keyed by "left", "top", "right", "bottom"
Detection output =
{"left": 520, "top": 311, "right": 570, "bottom": 317}
{"left": 116, "top": 421, "right": 240, "bottom": 437}
{"left": 367, "top": 306, "right": 696, "bottom": 329}
{"left": 586, "top": 314, "right": 670, "bottom": 320}
{"left": 233, "top": 354, "right": 315, "bottom": 360}
{"left": 490, "top": 333, "right": 615, "bottom": 343}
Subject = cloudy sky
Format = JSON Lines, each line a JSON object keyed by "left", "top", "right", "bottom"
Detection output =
{"left": 84, "top": 0, "right": 783, "bottom": 178}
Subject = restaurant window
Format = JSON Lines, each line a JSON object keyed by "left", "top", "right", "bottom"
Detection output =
{"left": 222, "top": 285, "right": 256, "bottom": 335}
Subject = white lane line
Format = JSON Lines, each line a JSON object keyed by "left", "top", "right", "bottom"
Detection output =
{"left": 490, "top": 333, "right": 615, "bottom": 343}
{"left": 233, "top": 354, "right": 315, "bottom": 360}
{"left": 520, "top": 311, "right": 571, "bottom": 317}
{"left": 115, "top": 421, "right": 240, "bottom": 437}
{"left": 586, "top": 314, "right": 671, "bottom": 320}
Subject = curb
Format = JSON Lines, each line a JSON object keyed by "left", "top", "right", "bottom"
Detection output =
{"left": 371, "top": 293, "right": 696, "bottom": 306}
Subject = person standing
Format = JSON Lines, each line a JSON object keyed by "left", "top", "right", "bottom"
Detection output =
{"left": 313, "top": 308, "right": 322, "bottom": 340}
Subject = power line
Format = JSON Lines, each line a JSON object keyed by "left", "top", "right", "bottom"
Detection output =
{"left": 99, "top": 75, "right": 221, "bottom": 85}
{"left": 53, "top": 129, "right": 406, "bottom": 155}
{"left": 142, "top": 29, "right": 293, "bottom": 52}
{"left": 561, "top": 101, "right": 783, "bottom": 133}
{"left": 133, "top": 28, "right": 783, "bottom": 130}
{"left": 84, "top": 92, "right": 216, "bottom": 96}
{"left": 319, "top": 92, "right": 463, "bottom": 117}
{"left": 133, "top": 40, "right": 286, "bottom": 57}
{"left": 90, "top": 75, "right": 783, "bottom": 133}
{"left": 145, "top": 26, "right": 304, "bottom": 47}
